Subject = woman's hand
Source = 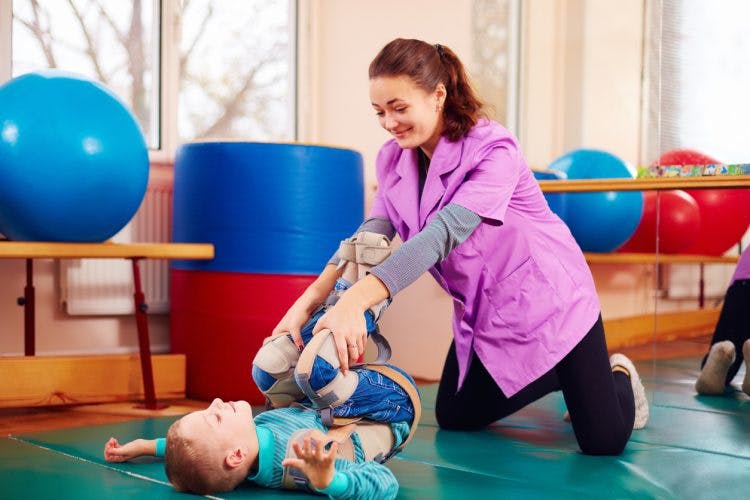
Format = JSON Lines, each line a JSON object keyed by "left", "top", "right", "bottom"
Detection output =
{"left": 266, "top": 300, "right": 315, "bottom": 351}
{"left": 312, "top": 274, "right": 390, "bottom": 372}
{"left": 312, "top": 297, "right": 367, "bottom": 373}
{"left": 281, "top": 434, "right": 338, "bottom": 491}
{"left": 265, "top": 265, "right": 340, "bottom": 350}
{"left": 103, "top": 437, "right": 154, "bottom": 462}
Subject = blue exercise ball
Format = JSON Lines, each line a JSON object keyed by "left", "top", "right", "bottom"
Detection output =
{"left": 549, "top": 149, "right": 643, "bottom": 252}
{"left": 532, "top": 169, "right": 567, "bottom": 221}
{"left": 0, "top": 71, "right": 148, "bottom": 242}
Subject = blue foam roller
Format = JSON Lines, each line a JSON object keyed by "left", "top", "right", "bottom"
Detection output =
{"left": 173, "top": 142, "right": 364, "bottom": 274}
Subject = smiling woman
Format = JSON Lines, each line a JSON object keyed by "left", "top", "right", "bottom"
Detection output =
{"left": 271, "top": 37, "right": 649, "bottom": 463}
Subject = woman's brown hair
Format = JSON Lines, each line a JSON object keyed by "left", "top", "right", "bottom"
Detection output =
{"left": 369, "top": 38, "right": 485, "bottom": 141}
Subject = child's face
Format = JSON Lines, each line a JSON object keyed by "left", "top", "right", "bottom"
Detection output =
{"left": 180, "top": 398, "right": 255, "bottom": 456}
{"left": 370, "top": 75, "right": 445, "bottom": 156}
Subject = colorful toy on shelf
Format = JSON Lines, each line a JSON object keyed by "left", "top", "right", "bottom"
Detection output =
{"left": 636, "top": 162, "right": 749, "bottom": 178}
{"left": 548, "top": 149, "right": 643, "bottom": 253}
{"left": 0, "top": 71, "right": 148, "bottom": 242}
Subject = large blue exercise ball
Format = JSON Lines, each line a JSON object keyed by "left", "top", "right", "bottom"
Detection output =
{"left": 532, "top": 169, "right": 567, "bottom": 221}
{"left": 549, "top": 149, "right": 643, "bottom": 252}
{"left": 0, "top": 71, "right": 148, "bottom": 241}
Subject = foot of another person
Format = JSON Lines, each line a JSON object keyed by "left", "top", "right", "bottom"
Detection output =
{"left": 742, "top": 340, "right": 750, "bottom": 396}
{"left": 695, "top": 341, "right": 735, "bottom": 396}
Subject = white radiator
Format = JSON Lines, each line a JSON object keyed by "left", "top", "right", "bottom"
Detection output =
{"left": 60, "top": 182, "right": 173, "bottom": 315}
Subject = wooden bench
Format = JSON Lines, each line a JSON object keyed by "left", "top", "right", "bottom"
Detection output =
{"left": 0, "top": 242, "right": 213, "bottom": 409}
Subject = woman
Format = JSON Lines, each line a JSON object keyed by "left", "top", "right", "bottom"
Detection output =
{"left": 269, "top": 38, "right": 648, "bottom": 455}
{"left": 695, "top": 245, "right": 750, "bottom": 395}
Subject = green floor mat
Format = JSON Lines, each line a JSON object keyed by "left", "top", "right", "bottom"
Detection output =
{"left": 0, "top": 437, "right": 183, "bottom": 499}
{"left": 2, "top": 356, "right": 749, "bottom": 499}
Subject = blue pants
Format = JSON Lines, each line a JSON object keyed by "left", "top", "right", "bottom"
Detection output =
{"left": 252, "top": 282, "right": 416, "bottom": 423}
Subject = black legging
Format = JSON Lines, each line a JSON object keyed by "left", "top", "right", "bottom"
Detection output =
{"left": 435, "top": 315, "right": 635, "bottom": 455}
{"left": 701, "top": 279, "right": 750, "bottom": 385}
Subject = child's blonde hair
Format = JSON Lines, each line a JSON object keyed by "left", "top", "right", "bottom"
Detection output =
{"left": 164, "top": 418, "right": 245, "bottom": 494}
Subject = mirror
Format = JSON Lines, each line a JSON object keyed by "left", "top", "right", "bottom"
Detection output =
{"left": 650, "top": 0, "right": 750, "bottom": 407}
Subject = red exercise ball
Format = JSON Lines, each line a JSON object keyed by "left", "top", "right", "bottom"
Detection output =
{"left": 656, "top": 149, "right": 750, "bottom": 256}
{"left": 619, "top": 190, "right": 700, "bottom": 254}
{"left": 657, "top": 148, "right": 718, "bottom": 167}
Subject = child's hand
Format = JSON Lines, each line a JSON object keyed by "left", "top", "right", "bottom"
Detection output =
{"left": 281, "top": 434, "right": 338, "bottom": 490}
{"left": 103, "top": 437, "right": 150, "bottom": 462}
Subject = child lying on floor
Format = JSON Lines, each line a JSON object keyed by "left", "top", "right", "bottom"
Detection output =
{"left": 104, "top": 232, "right": 421, "bottom": 497}
{"left": 104, "top": 383, "right": 416, "bottom": 498}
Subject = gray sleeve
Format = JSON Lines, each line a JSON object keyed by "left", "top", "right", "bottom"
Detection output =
{"left": 369, "top": 203, "right": 482, "bottom": 296}
{"left": 327, "top": 216, "right": 397, "bottom": 266}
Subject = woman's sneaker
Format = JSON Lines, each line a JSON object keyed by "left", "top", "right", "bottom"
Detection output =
{"left": 610, "top": 353, "right": 649, "bottom": 429}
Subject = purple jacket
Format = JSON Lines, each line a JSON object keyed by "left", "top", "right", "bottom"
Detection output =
{"left": 731, "top": 246, "right": 750, "bottom": 284}
{"left": 370, "top": 119, "right": 600, "bottom": 396}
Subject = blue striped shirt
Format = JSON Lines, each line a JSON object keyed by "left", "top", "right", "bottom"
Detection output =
{"left": 249, "top": 407, "right": 408, "bottom": 499}
{"left": 157, "top": 407, "right": 409, "bottom": 498}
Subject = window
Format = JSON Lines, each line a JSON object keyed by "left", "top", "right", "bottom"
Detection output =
{"left": 6, "top": 0, "right": 297, "bottom": 153}
{"left": 11, "top": 0, "right": 161, "bottom": 148}
{"left": 178, "top": 0, "right": 295, "bottom": 142}
{"left": 672, "top": 0, "right": 750, "bottom": 163}
{"left": 644, "top": 0, "right": 749, "bottom": 298}
{"left": 646, "top": 0, "right": 750, "bottom": 164}
{"left": 471, "top": 0, "right": 519, "bottom": 131}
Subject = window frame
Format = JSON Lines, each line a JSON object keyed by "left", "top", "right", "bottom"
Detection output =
{"left": 0, "top": 0, "right": 299, "bottom": 163}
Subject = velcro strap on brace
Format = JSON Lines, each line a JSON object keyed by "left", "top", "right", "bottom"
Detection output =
{"left": 356, "top": 364, "right": 422, "bottom": 462}
{"left": 337, "top": 231, "right": 392, "bottom": 267}
{"left": 294, "top": 329, "right": 360, "bottom": 408}
{"left": 253, "top": 335, "right": 300, "bottom": 377}
{"left": 252, "top": 335, "right": 304, "bottom": 408}
{"left": 335, "top": 231, "right": 393, "bottom": 323}
{"left": 263, "top": 377, "right": 305, "bottom": 409}
{"left": 352, "top": 421, "right": 396, "bottom": 463}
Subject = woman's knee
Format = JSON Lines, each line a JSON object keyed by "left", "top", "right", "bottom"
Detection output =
{"left": 435, "top": 400, "right": 487, "bottom": 430}
{"left": 576, "top": 429, "right": 629, "bottom": 456}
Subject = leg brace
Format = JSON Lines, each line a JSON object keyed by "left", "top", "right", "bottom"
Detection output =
{"left": 252, "top": 231, "right": 393, "bottom": 409}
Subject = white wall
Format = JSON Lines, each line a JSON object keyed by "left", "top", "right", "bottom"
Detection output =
{"left": 0, "top": 259, "right": 169, "bottom": 355}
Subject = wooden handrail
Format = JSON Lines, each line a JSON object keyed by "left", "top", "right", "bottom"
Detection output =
{"left": 538, "top": 175, "right": 750, "bottom": 193}
{"left": 0, "top": 241, "right": 214, "bottom": 259}
{"left": 584, "top": 252, "right": 738, "bottom": 265}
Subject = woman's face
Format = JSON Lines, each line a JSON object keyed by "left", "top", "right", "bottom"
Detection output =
{"left": 369, "top": 75, "right": 445, "bottom": 157}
